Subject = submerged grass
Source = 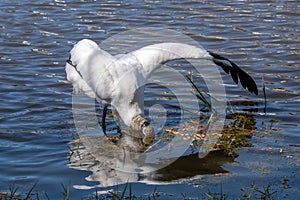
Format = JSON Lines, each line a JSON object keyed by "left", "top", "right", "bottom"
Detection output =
{"left": 0, "top": 182, "right": 39, "bottom": 200}
{"left": 215, "top": 113, "right": 255, "bottom": 157}
{"left": 0, "top": 182, "right": 282, "bottom": 200}
{"left": 186, "top": 74, "right": 212, "bottom": 111}
{"left": 61, "top": 183, "right": 70, "bottom": 200}
{"left": 262, "top": 75, "right": 267, "bottom": 115}
{"left": 186, "top": 73, "right": 259, "bottom": 157}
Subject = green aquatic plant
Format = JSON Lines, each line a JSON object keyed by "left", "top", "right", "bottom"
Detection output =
{"left": 186, "top": 74, "right": 212, "bottom": 111}
{"left": 205, "top": 185, "right": 229, "bottom": 200}
{"left": 186, "top": 73, "right": 257, "bottom": 157}
{"left": 215, "top": 113, "right": 255, "bottom": 157}
{"left": 61, "top": 183, "right": 70, "bottom": 200}
{"left": 262, "top": 75, "right": 267, "bottom": 114}
{"left": 240, "top": 182, "right": 277, "bottom": 200}
{"left": 0, "top": 181, "right": 285, "bottom": 200}
{"left": 0, "top": 183, "right": 38, "bottom": 200}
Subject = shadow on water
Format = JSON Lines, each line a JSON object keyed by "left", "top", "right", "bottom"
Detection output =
{"left": 149, "top": 150, "right": 234, "bottom": 182}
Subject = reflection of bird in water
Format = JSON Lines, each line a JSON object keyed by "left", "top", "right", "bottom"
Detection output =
{"left": 68, "top": 111, "right": 257, "bottom": 188}
{"left": 66, "top": 39, "right": 258, "bottom": 143}
{"left": 69, "top": 135, "right": 234, "bottom": 188}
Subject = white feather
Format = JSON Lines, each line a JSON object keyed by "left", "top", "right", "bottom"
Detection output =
{"left": 66, "top": 39, "right": 213, "bottom": 126}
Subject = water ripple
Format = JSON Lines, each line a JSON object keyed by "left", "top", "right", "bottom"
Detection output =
{"left": 0, "top": 0, "right": 299, "bottom": 198}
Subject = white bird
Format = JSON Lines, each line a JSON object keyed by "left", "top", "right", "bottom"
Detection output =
{"left": 66, "top": 39, "right": 258, "bottom": 144}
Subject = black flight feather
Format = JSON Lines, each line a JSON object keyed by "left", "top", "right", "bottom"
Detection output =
{"left": 208, "top": 51, "right": 258, "bottom": 95}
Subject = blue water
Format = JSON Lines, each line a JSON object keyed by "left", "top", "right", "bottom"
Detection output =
{"left": 0, "top": 0, "right": 299, "bottom": 199}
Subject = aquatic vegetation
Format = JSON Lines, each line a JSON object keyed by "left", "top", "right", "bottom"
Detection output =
{"left": 214, "top": 113, "right": 255, "bottom": 157}
{"left": 0, "top": 182, "right": 282, "bottom": 200}
{"left": 187, "top": 74, "right": 257, "bottom": 157}
{"left": 162, "top": 113, "right": 255, "bottom": 158}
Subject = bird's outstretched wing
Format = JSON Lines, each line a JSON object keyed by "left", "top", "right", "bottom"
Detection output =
{"left": 132, "top": 43, "right": 258, "bottom": 95}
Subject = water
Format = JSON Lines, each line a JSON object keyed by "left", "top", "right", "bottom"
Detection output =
{"left": 0, "top": 0, "right": 299, "bottom": 199}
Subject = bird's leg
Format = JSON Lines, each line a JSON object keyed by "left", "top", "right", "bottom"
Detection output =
{"left": 114, "top": 112, "right": 123, "bottom": 138}
{"left": 101, "top": 104, "right": 108, "bottom": 136}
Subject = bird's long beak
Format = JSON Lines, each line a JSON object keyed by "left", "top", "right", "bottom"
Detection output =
{"left": 67, "top": 55, "right": 74, "bottom": 66}
{"left": 130, "top": 115, "right": 155, "bottom": 145}
{"left": 66, "top": 56, "right": 84, "bottom": 79}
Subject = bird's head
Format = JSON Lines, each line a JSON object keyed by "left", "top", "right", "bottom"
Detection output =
{"left": 68, "top": 39, "right": 100, "bottom": 69}
{"left": 130, "top": 115, "right": 155, "bottom": 145}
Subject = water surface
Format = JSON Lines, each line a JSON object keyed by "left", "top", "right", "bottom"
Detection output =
{"left": 0, "top": 0, "right": 299, "bottom": 199}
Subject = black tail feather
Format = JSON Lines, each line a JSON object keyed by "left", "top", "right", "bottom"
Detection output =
{"left": 208, "top": 51, "right": 258, "bottom": 95}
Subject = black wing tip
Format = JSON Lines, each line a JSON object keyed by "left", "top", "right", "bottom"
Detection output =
{"left": 250, "top": 85, "right": 259, "bottom": 95}
{"left": 209, "top": 51, "right": 258, "bottom": 95}
{"left": 245, "top": 84, "right": 258, "bottom": 95}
